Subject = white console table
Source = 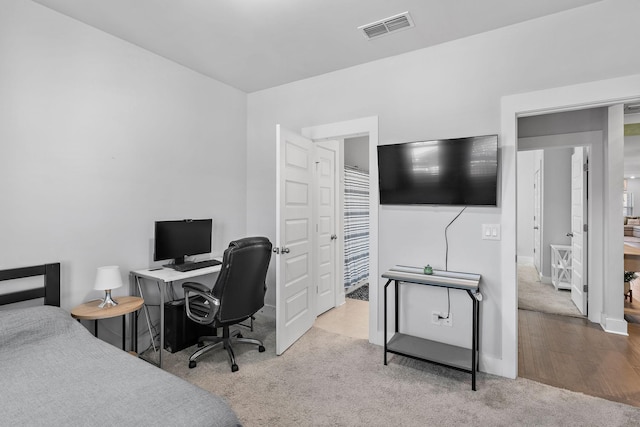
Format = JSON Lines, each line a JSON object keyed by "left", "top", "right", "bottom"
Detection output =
{"left": 381, "top": 265, "right": 482, "bottom": 390}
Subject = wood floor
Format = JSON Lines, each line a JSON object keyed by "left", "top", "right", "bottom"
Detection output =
{"left": 314, "top": 298, "right": 369, "bottom": 340}
{"left": 519, "top": 308, "right": 640, "bottom": 407}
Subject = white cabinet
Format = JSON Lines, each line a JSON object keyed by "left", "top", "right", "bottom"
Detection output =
{"left": 550, "top": 244, "right": 572, "bottom": 290}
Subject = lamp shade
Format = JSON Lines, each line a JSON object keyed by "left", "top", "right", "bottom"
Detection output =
{"left": 94, "top": 266, "right": 124, "bottom": 291}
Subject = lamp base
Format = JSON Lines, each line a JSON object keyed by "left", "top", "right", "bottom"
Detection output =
{"left": 98, "top": 289, "right": 118, "bottom": 308}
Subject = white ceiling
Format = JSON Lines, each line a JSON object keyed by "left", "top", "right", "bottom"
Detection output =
{"left": 32, "top": 0, "right": 601, "bottom": 93}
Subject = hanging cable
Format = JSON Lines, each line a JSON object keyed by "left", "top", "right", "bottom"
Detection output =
{"left": 444, "top": 206, "right": 467, "bottom": 271}
{"left": 439, "top": 288, "right": 451, "bottom": 320}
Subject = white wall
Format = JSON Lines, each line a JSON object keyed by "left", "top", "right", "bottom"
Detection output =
{"left": 247, "top": 0, "right": 640, "bottom": 374}
{"left": 0, "top": 0, "right": 248, "bottom": 317}
{"left": 344, "top": 136, "right": 370, "bottom": 171}
{"left": 516, "top": 151, "right": 536, "bottom": 262}
{"left": 540, "top": 149, "right": 572, "bottom": 279}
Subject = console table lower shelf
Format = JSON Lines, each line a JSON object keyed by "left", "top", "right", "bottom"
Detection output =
{"left": 386, "top": 333, "right": 474, "bottom": 372}
{"left": 382, "top": 265, "right": 481, "bottom": 391}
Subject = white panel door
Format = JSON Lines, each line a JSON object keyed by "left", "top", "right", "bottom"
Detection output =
{"left": 315, "top": 140, "right": 338, "bottom": 315}
{"left": 571, "top": 147, "right": 588, "bottom": 315}
{"left": 275, "top": 125, "right": 315, "bottom": 355}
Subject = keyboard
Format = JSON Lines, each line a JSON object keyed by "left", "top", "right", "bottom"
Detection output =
{"left": 170, "top": 259, "right": 222, "bottom": 272}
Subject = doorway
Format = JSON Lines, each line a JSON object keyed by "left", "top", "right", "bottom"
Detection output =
{"left": 517, "top": 139, "right": 592, "bottom": 319}
{"left": 274, "top": 117, "right": 379, "bottom": 356}
{"left": 513, "top": 102, "right": 639, "bottom": 402}
{"left": 302, "top": 116, "right": 380, "bottom": 345}
{"left": 315, "top": 135, "right": 370, "bottom": 339}
{"left": 501, "top": 77, "right": 640, "bottom": 379}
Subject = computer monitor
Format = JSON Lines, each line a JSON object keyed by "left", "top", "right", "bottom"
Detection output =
{"left": 154, "top": 219, "right": 212, "bottom": 266}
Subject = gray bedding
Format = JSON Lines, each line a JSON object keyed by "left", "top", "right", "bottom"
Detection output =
{"left": 0, "top": 305, "right": 240, "bottom": 427}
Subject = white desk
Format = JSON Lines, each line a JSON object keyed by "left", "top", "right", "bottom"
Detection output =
{"left": 131, "top": 263, "right": 222, "bottom": 368}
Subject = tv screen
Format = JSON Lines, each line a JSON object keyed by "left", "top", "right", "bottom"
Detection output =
{"left": 377, "top": 135, "right": 498, "bottom": 206}
{"left": 154, "top": 219, "right": 212, "bottom": 264}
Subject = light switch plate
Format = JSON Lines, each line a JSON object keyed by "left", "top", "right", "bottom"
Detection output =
{"left": 482, "top": 224, "right": 501, "bottom": 240}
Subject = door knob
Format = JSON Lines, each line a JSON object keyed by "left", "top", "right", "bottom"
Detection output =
{"left": 330, "top": 234, "right": 337, "bottom": 240}
{"left": 566, "top": 232, "right": 574, "bottom": 237}
{"left": 281, "top": 247, "right": 290, "bottom": 254}
{"left": 273, "top": 247, "right": 280, "bottom": 254}
{"left": 533, "top": 226, "right": 539, "bottom": 230}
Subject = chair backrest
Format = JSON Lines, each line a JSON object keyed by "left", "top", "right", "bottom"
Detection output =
{"left": 213, "top": 236, "right": 272, "bottom": 325}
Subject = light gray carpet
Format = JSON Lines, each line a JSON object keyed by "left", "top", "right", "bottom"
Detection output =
{"left": 518, "top": 264, "right": 583, "bottom": 318}
{"left": 162, "top": 315, "right": 640, "bottom": 426}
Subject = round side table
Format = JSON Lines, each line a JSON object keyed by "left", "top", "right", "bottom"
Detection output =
{"left": 71, "top": 296, "right": 144, "bottom": 352}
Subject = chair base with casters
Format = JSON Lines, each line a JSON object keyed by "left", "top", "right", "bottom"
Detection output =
{"left": 188, "top": 324, "right": 265, "bottom": 372}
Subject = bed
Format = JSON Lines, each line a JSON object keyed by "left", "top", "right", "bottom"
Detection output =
{"left": 0, "top": 263, "right": 241, "bottom": 427}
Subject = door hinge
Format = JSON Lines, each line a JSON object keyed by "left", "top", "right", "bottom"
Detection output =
{"left": 583, "top": 162, "right": 589, "bottom": 172}
{"left": 583, "top": 224, "right": 588, "bottom": 232}
{"left": 583, "top": 284, "right": 588, "bottom": 293}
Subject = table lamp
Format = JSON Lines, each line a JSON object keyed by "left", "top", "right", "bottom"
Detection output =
{"left": 94, "top": 265, "right": 123, "bottom": 308}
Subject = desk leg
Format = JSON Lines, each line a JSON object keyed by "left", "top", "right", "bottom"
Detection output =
{"left": 394, "top": 280, "right": 399, "bottom": 333}
{"left": 135, "top": 275, "right": 157, "bottom": 353}
{"left": 133, "top": 309, "right": 138, "bottom": 354}
{"left": 159, "top": 279, "right": 166, "bottom": 368}
{"left": 468, "top": 290, "right": 478, "bottom": 391}
{"left": 94, "top": 320, "right": 98, "bottom": 338}
{"left": 383, "top": 279, "right": 392, "bottom": 365}
{"left": 121, "top": 314, "right": 126, "bottom": 350}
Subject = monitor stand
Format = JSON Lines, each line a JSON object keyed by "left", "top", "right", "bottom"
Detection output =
{"left": 163, "top": 256, "right": 188, "bottom": 270}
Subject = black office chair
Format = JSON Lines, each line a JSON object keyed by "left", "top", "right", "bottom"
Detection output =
{"left": 183, "top": 236, "right": 272, "bottom": 372}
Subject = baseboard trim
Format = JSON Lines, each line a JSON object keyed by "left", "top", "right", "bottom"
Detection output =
{"left": 517, "top": 256, "right": 534, "bottom": 265}
{"left": 480, "top": 354, "right": 509, "bottom": 378}
{"left": 602, "top": 315, "right": 628, "bottom": 336}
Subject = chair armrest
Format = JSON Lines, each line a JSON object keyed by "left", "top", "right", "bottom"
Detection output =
{"left": 183, "top": 281, "right": 211, "bottom": 293}
{"left": 182, "top": 281, "right": 220, "bottom": 325}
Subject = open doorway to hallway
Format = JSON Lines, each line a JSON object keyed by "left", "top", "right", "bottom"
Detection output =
{"left": 517, "top": 146, "right": 586, "bottom": 319}
{"left": 315, "top": 135, "right": 370, "bottom": 340}
{"left": 515, "top": 108, "right": 605, "bottom": 319}
{"left": 516, "top": 104, "right": 640, "bottom": 407}
{"left": 622, "top": 105, "right": 640, "bottom": 324}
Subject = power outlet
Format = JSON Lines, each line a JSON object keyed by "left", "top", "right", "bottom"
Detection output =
{"left": 431, "top": 311, "right": 453, "bottom": 326}
{"left": 442, "top": 313, "right": 453, "bottom": 327}
{"left": 431, "top": 311, "right": 441, "bottom": 325}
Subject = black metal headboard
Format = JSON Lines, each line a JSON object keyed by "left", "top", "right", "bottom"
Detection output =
{"left": 0, "top": 263, "right": 61, "bottom": 307}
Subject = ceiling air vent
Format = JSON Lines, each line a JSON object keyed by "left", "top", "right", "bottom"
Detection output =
{"left": 358, "top": 12, "right": 414, "bottom": 40}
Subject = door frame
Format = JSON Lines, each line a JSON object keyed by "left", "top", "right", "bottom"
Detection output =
{"left": 501, "top": 73, "right": 640, "bottom": 379}
{"left": 302, "top": 116, "right": 381, "bottom": 344}
{"left": 533, "top": 167, "right": 542, "bottom": 275}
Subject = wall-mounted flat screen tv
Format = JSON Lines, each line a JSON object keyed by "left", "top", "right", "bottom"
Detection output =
{"left": 377, "top": 135, "right": 498, "bottom": 206}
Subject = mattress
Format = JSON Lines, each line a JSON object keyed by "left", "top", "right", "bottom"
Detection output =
{"left": 0, "top": 305, "right": 240, "bottom": 427}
